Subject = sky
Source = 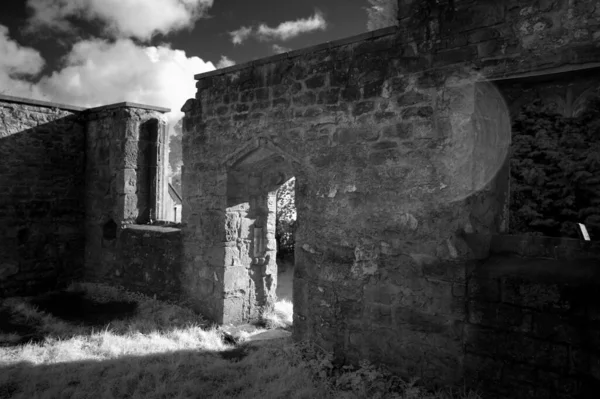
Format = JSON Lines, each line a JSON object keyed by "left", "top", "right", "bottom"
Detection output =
{"left": 0, "top": 0, "right": 377, "bottom": 122}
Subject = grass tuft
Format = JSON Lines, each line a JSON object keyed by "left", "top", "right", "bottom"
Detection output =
{"left": 0, "top": 283, "right": 481, "bottom": 399}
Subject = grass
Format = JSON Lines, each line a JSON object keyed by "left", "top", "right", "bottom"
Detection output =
{"left": 0, "top": 283, "right": 482, "bottom": 399}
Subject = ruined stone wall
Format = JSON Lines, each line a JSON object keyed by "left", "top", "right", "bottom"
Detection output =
{"left": 182, "top": 28, "right": 511, "bottom": 383}
{"left": 496, "top": 66, "right": 600, "bottom": 117}
{"left": 398, "top": 0, "right": 600, "bottom": 77}
{"left": 107, "top": 225, "right": 183, "bottom": 302}
{"left": 466, "top": 235, "right": 600, "bottom": 398}
{"left": 179, "top": 0, "right": 600, "bottom": 391}
{"left": 84, "top": 104, "right": 170, "bottom": 284}
{"left": 0, "top": 96, "right": 85, "bottom": 296}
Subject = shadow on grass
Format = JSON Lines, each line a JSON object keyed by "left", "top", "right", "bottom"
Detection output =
{"left": 0, "top": 306, "right": 44, "bottom": 347}
{"left": 30, "top": 290, "right": 138, "bottom": 327}
{"left": 0, "top": 342, "right": 322, "bottom": 399}
{"left": 1, "top": 290, "right": 138, "bottom": 347}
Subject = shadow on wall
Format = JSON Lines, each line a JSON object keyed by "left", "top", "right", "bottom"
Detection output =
{"left": 136, "top": 118, "right": 159, "bottom": 224}
{"left": 465, "top": 235, "right": 600, "bottom": 398}
{"left": 0, "top": 109, "right": 85, "bottom": 297}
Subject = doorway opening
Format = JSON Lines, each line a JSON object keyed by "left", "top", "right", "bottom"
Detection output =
{"left": 272, "top": 176, "right": 296, "bottom": 326}
{"left": 224, "top": 147, "right": 300, "bottom": 329}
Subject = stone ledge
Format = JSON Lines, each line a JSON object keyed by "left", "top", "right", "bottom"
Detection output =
{"left": 0, "top": 93, "right": 86, "bottom": 112}
{"left": 124, "top": 224, "right": 181, "bottom": 234}
{"left": 85, "top": 102, "right": 171, "bottom": 114}
{"left": 487, "top": 62, "right": 600, "bottom": 82}
{"left": 0, "top": 94, "right": 171, "bottom": 114}
{"left": 194, "top": 26, "right": 399, "bottom": 80}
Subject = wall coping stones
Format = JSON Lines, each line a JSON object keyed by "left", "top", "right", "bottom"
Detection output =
{"left": 487, "top": 62, "right": 600, "bottom": 82}
{"left": 193, "top": 26, "right": 399, "bottom": 81}
{"left": 0, "top": 93, "right": 86, "bottom": 112}
{"left": 85, "top": 102, "right": 171, "bottom": 114}
{"left": 0, "top": 94, "right": 171, "bottom": 114}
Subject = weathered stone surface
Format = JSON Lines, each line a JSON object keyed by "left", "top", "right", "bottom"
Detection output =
{"left": 0, "top": 100, "right": 85, "bottom": 296}
{"left": 179, "top": 1, "right": 600, "bottom": 395}
{"left": 84, "top": 106, "right": 170, "bottom": 285}
{"left": 466, "top": 237, "right": 600, "bottom": 397}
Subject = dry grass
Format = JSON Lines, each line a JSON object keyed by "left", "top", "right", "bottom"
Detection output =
{"left": 262, "top": 298, "right": 294, "bottom": 330}
{"left": 0, "top": 283, "right": 482, "bottom": 399}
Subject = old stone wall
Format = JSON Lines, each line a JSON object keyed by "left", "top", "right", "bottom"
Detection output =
{"left": 0, "top": 96, "right": 85, "bottom": 297}
{"left": 102, "top": 225, "right": 183, "bottom": 302}
{"left": 84, "top": 104, "right": 170, "bottom": 283}
{"left": 0, "top": 96, "right": 178, "bottom": 302}
{"left": 495, "top": 66, "right": 600, "bottom": 117}
{"left": 182, "top": 23, "right": 510, "bottom": 387}
{"left": 466, "top": 235, "right": 600, "bottom": 398}
{"left": 181, "top": 0, "right": 600, "bottom": 391}
{"left": 398, "top": 0, "right": 600, "bottom": 77}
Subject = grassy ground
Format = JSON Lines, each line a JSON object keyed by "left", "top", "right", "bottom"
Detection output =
{"left": 0, "top": 282, "right": 482, "bottom": 399}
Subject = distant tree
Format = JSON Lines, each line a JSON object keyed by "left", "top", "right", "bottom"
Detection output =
{"left": 509, "top": 96, "right": 600, "bottom": 239}
{"left": 169, "top": 119, "right": 183, "bottom": 194}
{"left": 275, "top": 177, "right": 296, "bottom": 260}
{"left": 366, "top": 0, "right": 399, "bottom": 31}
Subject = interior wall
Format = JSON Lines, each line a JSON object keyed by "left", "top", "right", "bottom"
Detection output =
{"left": 0, "top": 97, "right": 85, "bottom": 297}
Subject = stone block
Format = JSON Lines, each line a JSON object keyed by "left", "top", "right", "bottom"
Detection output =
{"left": 500, "top": 277, "right": 567, "bottom": 312}
{"left": 223, "top": 266, "right": 249, "bottom": 293}
{"left": 468, "top": 300, "right": 532, "bottom": 332}
{"left": 305, "top": 75, "right": 326, "bottom": 89}
{"left": 352, "top": 101, "right": 375, "bottom": 116}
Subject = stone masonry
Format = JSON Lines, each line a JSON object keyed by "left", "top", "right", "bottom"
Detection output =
{"left": 181, "top": 0, "right": 600, "bottom": 392}
{"left": 0, "top": 95, "right": 176, "bottom": 298}
{"left": 0, "top": 96, "right": 86, "bottom": 296}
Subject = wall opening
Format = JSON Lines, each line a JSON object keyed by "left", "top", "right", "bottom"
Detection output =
{"left": 102, "top": 219, "right": 117, "bottom": 240}
{"left": 136, "top": 118, "right": 160, "bottom": 224}
{"left": 275, "top": 177, "right": 296, "bottom": 307}
{"left": 224, "top": 147, "right": 296, "bottom": 326}
{"left": 495, "top": 68, "right": 600, "bottom": 240}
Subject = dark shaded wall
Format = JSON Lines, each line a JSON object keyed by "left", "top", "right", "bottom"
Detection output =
{"left": 496, "top": 67, "right": 600, "bottom": 118}
{"left": 0, "top": 97, "right": 86, "bottom": 296}
{"left": 466, "top": 235, "right": 600, "bottom": 399}
{"left": 111, "top": 225, "right": 183, "bottom": 302}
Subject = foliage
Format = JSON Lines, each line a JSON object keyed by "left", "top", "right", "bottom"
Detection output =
{"left": 291, "top": 342, "right": 482, "bottom": 398}
{"left": 366, "top": 0, "right": 399, "bottom": 31}
{"left": 276, "top": 177, "right": 296, "bottom": 259}
{"left": 509, "top": 96, "right": 600, "bottom": 238}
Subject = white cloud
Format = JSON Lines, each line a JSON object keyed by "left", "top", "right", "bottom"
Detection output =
{"left": 228, "top": 11, "right": 327, "bottom": 45}
{"left": 0, "top": 25, "right": 45, "bottom": 98}
{"left": 229, "top": 26, "right": 252, "bottom": 45}
{"left": 26, "top": 0, "right": 214, "bottom": 41}
{"left": 34, "top": 38, "right": 215, "bottom": 124}
{"left": 272, "top": 44, "right": 291, "bottom": 54}
{"left": 256, "top": 11, "right": 326, "bottom": 41}
{"left": 216, "top": 55, "right": 235, "bottom": 69}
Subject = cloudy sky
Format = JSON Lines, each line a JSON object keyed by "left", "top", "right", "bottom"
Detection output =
{"left": 0, "top": 0, "right": 376, "bottom": 123}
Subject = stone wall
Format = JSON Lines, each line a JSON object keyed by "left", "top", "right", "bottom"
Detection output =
{"left": 398, "top": 0, "right": 600, "bottom": 78}
{"left": 103, "top": 225, "right": 183, "bottom": 302}
{"left": 181, "top": 18, "right": 511, "bottom": 388}
{"left": 0, "top": 96, "right": 85, "bottom": 297}
{"left": 84, "top": 104, "right": 170, "bottom": 283}
{"left": 0, "top": 96, "right": 178, "bottom": 301}
{"left": 181, "top": 0, "right": 600, "bottom": 391}
{"left": 495, "top": 66, "right": 600, "bottom": 117}
{"left": 466, "top": 235, "right": 600, "bottom": 398}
